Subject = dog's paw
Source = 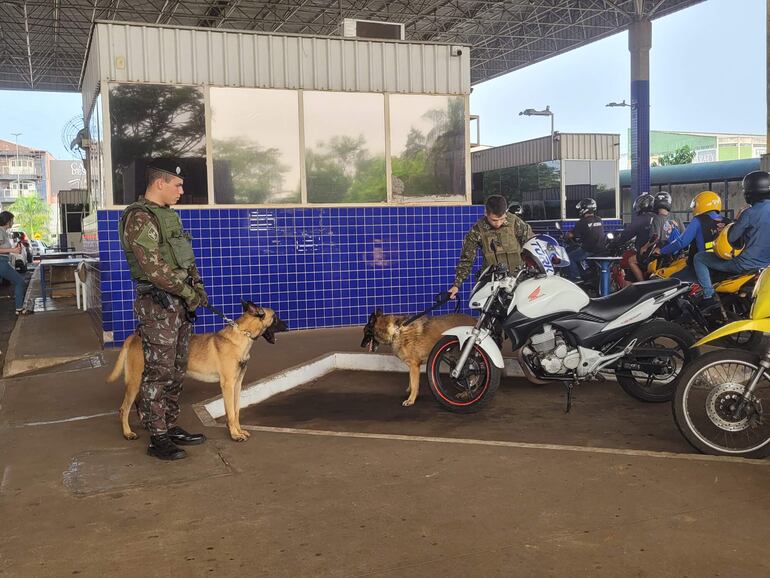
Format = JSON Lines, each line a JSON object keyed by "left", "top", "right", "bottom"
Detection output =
{"left": 239, "top": 429, "right": 251, "bottom": 438}
{"left": 402, "top": 399, "right": 415, "bottom": 407}
{"left": 123, "top": 431, "right": 138, "bottom": 440}
{"left": 230, "top": 431, "right": 248, "bottom": 442}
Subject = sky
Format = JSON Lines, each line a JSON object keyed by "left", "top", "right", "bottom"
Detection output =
{"left": 471, "top": 0, "right": 766, "bottom": 150}
{"left": 0, "top": 0, "right": 764, "bottom": 160}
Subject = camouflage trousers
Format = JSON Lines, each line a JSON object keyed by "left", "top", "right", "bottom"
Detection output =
{"left": 134, "top": 292, "right": 192, "bottom": 436}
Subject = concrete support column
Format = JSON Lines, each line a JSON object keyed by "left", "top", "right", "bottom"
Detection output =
{"left": 629, "top": 19, "right": 652, "bottom": 198}
{"left": 762, "top": 0, "right": 770, "bottom": 171}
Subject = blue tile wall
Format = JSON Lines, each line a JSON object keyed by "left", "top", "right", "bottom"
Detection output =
{"left": 97, "top": 209, "right": 625, "bottom": 347}
{"left": 98, "top": 206, "right": 487, "bottom": 346}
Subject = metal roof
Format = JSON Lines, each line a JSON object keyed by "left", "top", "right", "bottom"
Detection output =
{"left": 0, "top": 0, "right": 703, "bottom": 92}
{"left": 619, "top": 158, "right": 761, "bottom": 187}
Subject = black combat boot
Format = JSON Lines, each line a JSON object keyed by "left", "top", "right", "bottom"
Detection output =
{"left": 167, "top": 426, "right": 206, "bottom": 446}
{"left": 147, "top": 434, "right": 187, "bottom": 460}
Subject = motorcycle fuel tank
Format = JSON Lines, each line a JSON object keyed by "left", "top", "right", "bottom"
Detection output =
{"left": 509, "top": 276, "right": 590, "bottom": 319}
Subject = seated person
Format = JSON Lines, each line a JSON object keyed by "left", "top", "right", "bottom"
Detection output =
{"left": 565, "top": 198, "right": 605, "bottom": 281}
{"left": 655, "top": 190, "right": 727, "bottom": 284}
{"left": 611, "top": 192, "right": 655, "bottom": 282}
{"left": 694, "top": 171, "right": 770, "bottom": 311}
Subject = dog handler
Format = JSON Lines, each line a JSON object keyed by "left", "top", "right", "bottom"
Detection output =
{"left": 118, "top": 159, "right": 209, "bottom": 461}
{"left": 448, "top": 194, "right": 533, "bottom": 299}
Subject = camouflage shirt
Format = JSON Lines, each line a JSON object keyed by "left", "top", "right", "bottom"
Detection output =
{"left": 453, "top": 213, "right": 534, "bottom": 288}
{"left": 122, "top": 209, "right": 201, "bottom": 297}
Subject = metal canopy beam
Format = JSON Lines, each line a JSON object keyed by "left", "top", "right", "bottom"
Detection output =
{"left": 0, "top": 0, "right": 703, "bottom": 92}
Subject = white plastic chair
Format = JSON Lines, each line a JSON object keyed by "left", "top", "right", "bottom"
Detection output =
{"left": 75, "top": 261, "right": 88, "bottom": 311}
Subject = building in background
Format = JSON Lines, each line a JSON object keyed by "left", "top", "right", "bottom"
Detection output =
{"left": 621, "top": 130, "right": 766, "bottom": 169}
{"left": 471, "top": 133, "right": 621, "bottom": 224}
{"left": 0, "top": 139, "right": 52, "bottom": 211}
{"left": 49, "top": 160, "right": 88, "bottom": 249}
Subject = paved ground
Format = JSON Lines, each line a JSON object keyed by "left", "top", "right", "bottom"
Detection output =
{"left": 0, "top": 266, "right": 34, "bottom": 374}
{"left": 2, "top": 317, "right": 770, "bottom": 577}
{"left": 236, "top": 370, "right": 693, "bottom": 453}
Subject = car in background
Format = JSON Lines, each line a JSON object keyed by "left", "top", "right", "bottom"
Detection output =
{"left": 29, "top": 239, "right": 52, "bottom": 257}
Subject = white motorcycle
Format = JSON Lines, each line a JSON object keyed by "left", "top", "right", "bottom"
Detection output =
{"left": 427, "top": 234, "right": 698, "bottom": 413}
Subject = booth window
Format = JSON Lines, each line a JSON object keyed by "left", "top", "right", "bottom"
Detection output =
{"left": 109, "top": 84, "right": 208, "bottom": 205}
{"left": 472, "top": 161, "right": 561, "bottom": 221}
{"left": 211, "top": 88, "right": 301, "bottom": 204}
{"left": 304, "top": 91, "right": 386, "bottom": 204}
{"left": 389, "top": 95, "right": 466, "bottom": 202}
{"left": 564, "top": 160, "right": 617, "bottom": 219}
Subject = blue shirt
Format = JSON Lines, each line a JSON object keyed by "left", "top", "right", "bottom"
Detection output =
{"left": 729, "top": 200, "right": 770, "bottom": 269}
{"left": 660, "top": 211, "right": 722, "bottom": 256}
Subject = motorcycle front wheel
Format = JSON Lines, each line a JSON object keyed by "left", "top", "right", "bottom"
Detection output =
{"left": 673, "top": 348, "right": 770, "bottom": 458}
{"left": 427, "top": 336, "right": 501, "bottom": 414}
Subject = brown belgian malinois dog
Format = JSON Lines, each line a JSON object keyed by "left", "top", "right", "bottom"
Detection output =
{"left": 107, "top": 301, "right": 288, "bottom": 442}
{"left": 361, "top": 309, "right": 475, "bottom": 407}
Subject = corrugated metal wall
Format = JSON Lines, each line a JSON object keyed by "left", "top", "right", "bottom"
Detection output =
{"left": 471, "top": 136, "right": 555, "bottom": 172}
{"left": 471, "top": 133, "right": 619, "bottom": 172}
{"left": 85, "top": 22, "right": 470, "bottom": 95}
{"left": 560, "top": 133, "right": 620, "bottom": 160}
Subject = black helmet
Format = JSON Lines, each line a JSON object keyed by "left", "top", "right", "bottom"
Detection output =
{"left": 653, "top": 191, "right": 672, "bottom": 212}
{"left": 742, "top": 171, "right": 770, "bottom": 205}
{"left": 576, "top": 198, "right": 597, "bottom": 217}
{"left": 508, "top": 201, "right": 523, "bottom": 216}
{"left": 633, "top": 193, "right": 655, "bottom": 215}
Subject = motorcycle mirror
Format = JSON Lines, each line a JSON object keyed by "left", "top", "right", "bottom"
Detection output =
{"left": 554, "top": 222, "right": 561, "bottom": 231}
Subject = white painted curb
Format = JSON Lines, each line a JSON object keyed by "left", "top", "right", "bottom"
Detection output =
{"left": 201, "top": 352, "right": 528, "bottom": 420}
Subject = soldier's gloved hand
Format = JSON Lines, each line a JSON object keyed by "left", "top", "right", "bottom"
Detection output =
{"left": 180, "top": 285, "right": 202, "bottom": 311}
{"left": 194, "top": 284, "right": 209, "bottom": 308}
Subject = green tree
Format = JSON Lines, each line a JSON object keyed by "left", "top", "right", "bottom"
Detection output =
{"left": 653, "top": 145, "right": 696, "bottom": 167}
{"left": 214, "top": 138, "right": 297, "bottom": 203}
{"left": 11, "top": 194, "right": 50, "bottom": 239}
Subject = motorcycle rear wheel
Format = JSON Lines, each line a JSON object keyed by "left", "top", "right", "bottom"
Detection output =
{"left": 427, "top": 336, "right": 501, "bottom": 414}
{"left": 673, "top": 348, "right": 770, "bottom": 458}
{"left": 615, "top": 320, "right": 696, "bottom": 402}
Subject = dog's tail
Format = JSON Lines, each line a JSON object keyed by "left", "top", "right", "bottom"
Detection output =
{"left": 106, "top": 337, "right": 131, "bottom": 383}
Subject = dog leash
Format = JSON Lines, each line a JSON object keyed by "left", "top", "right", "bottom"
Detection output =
{"left": 401, "top": 291, "right": 461, "bottom": 327}
{"left": 203, "top": 304, "right": 258, "bottom": 340}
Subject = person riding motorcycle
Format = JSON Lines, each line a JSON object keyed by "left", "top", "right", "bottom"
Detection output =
{"left": 694, "top": 171, "right": 770, "bottom": 311}
{"left": 654, "top": 190, "right": 726, "bottom": 283}
{"left": 564, "top": 198, "right": 605, "bottom": 281}
{"left": 650, "top": 191, "right": 684, "bottom": 245}
{"left": 609, "top": 192, "right": 655, "bottom": 282}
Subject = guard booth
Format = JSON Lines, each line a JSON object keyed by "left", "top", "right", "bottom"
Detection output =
{"left": 471, "top": 134, "right": 622, "bottom": 234}
{"left": 80, "top": 21, "right": 475, "bottom": 346}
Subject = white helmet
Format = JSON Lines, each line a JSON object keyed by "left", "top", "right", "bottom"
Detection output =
{"left": 522, "top": 234, "right": 570, "bottom": 275}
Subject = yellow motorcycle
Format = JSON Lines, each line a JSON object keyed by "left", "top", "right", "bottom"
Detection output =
{"left": 647, "top": 253, "right": 759, "bottom": 348}
{"left": 673, "top": 266, "right": 770, "bottom": 458}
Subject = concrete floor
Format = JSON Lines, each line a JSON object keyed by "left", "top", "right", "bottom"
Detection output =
{"left": 2, "top": 323, "right": 770, "bottom": 577}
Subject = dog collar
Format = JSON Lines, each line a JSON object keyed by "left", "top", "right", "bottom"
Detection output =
{"left": 227, "top": 320, "right": 258, "bottom": 340}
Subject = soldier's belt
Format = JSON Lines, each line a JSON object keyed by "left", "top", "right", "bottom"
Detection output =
{"left": 136, "top": 283, "right": 172, "bottom": 309}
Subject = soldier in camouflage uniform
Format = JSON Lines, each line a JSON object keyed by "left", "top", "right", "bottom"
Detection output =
{"left": 118, "top": 159, "right": 209, "bottom": 461}
{"left": 448, "top": 195, "right": 534, "bottom": 299}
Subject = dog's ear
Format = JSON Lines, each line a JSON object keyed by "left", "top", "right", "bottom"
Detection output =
{"left": 242, "top": 300, "right": 265, "bottom": 318}
{"left": 375, "top": 308, "right": 383, "bottom": 317}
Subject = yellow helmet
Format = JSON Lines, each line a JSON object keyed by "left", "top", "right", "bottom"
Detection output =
{"left": 714, "top": 224, "right": 743, "bottom": 260}
{"left": 690, "top": 191, "right": 721, "bottom": 216}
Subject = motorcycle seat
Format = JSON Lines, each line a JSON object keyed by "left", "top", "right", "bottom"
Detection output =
{"left": 581, "top": 278, "right": 681, "bottom": 321}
